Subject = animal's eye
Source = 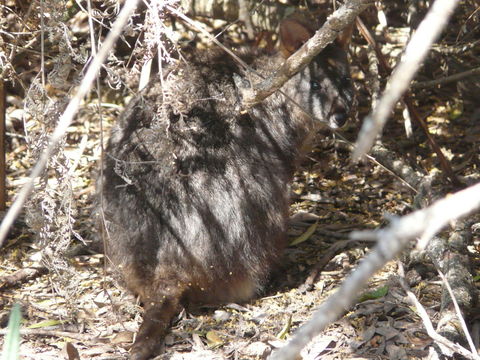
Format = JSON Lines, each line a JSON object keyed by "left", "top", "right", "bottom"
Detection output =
{"left": 311, "top": 81, "right": 321, "bottom": 91}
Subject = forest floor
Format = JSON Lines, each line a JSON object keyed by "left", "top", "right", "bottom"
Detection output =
{"left": 1, "top": 2, "right": 480, "bottom": 360}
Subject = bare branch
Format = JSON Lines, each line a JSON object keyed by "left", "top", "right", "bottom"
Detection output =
{"left": 438, "top": 270, "right": 477, "bottom": 356}
{"left": 269, "top": 181, "right": 480, "bottom": 360}
{"left": 0, "top": 328, "right": 94, "bottom": 342}
{"left": 0, "top": 80, "right": 5, "bottom": 211}
{"left": 413, "top": 66, "right": 480, "bottom": 89}
{"left": 352, "top": 0, "right": 460, "bottom": 161}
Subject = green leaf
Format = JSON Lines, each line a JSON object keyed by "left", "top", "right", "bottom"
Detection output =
{"left": 27, "top": 319, "right": 63, "bottom": 329}
{"left": 276, "top": 315, "right": 292, "bottom": 340}
{"left": 1, "top": 304, "right": 22, "bottom": 360}
{"left": 206, "top": 330, "right": 224, "bottom": 348}
{"left": 290, "top": 221, "right": 318, "bottom": 246}
{"left": 358, "top": 285, "right": 389, "bottom": 302}
{"left": 449, "top": 103, "right": 463, "bottom": 120}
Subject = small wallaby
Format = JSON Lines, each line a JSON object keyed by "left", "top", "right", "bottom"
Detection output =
{"left": 98, "top": 17, "right": 353, "bottom": 360}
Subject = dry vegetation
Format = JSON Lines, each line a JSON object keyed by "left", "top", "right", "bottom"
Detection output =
{"left": 1, "top": 0, "right": 480, "bottom": 359}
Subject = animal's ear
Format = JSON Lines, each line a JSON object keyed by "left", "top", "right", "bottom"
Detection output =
{"left": 279, "top": 18, "right": 314, "bottom": 57}
{"left": 279, "top": 16, "right": 354, "bottom": 57}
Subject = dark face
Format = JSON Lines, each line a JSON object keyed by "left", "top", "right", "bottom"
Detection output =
{"left": 292, "top": 44, "right": 354, "bottom": 129}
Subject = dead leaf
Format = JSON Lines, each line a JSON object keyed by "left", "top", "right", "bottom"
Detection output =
{"left": 64, "top": 342, "right": 80, "bottom": 360}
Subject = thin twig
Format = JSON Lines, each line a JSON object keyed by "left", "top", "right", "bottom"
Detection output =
{"left": 40, "top": 0, "right": 46, "bottom": 90}
{"left": 0, "top": 80, "right": 5, "bottom": 211}
{"left": 0, "top": 328, "right": 94, "bottom": 342}
{"left": 413, "top": 67, "right": 480, "bottom": 89}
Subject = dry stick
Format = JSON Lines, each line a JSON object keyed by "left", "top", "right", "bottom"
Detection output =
{"left": 85, "top": 0, "right": 103, "bottom": 178}
{"left": 0, "top": 328, "right": 93, "bottom": 342}
{"left": 397, "top": 263, "right": 480, "bottom": 360}
{"left": 0, "top": 80, "right": 5, "bottom": 211}
{"left": 0, "top": 0, "right": 140, "bottom": 248}
{"left": 413, "top": 66, "right": 480, "bottom": 89}
{"left": 269, "top": 181, "right": 480, "bottom": 360}
{"left": 39, "top": 0, "right": 46, "bottom": 89}
{"left": 0, "top": 267, "right": 48, "bottom": 288}
{"left": 438, "top": 270, "right": 477, "bottom": 355}
{"left": 352, "top": 0, "right": 460, "bottom": 161}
